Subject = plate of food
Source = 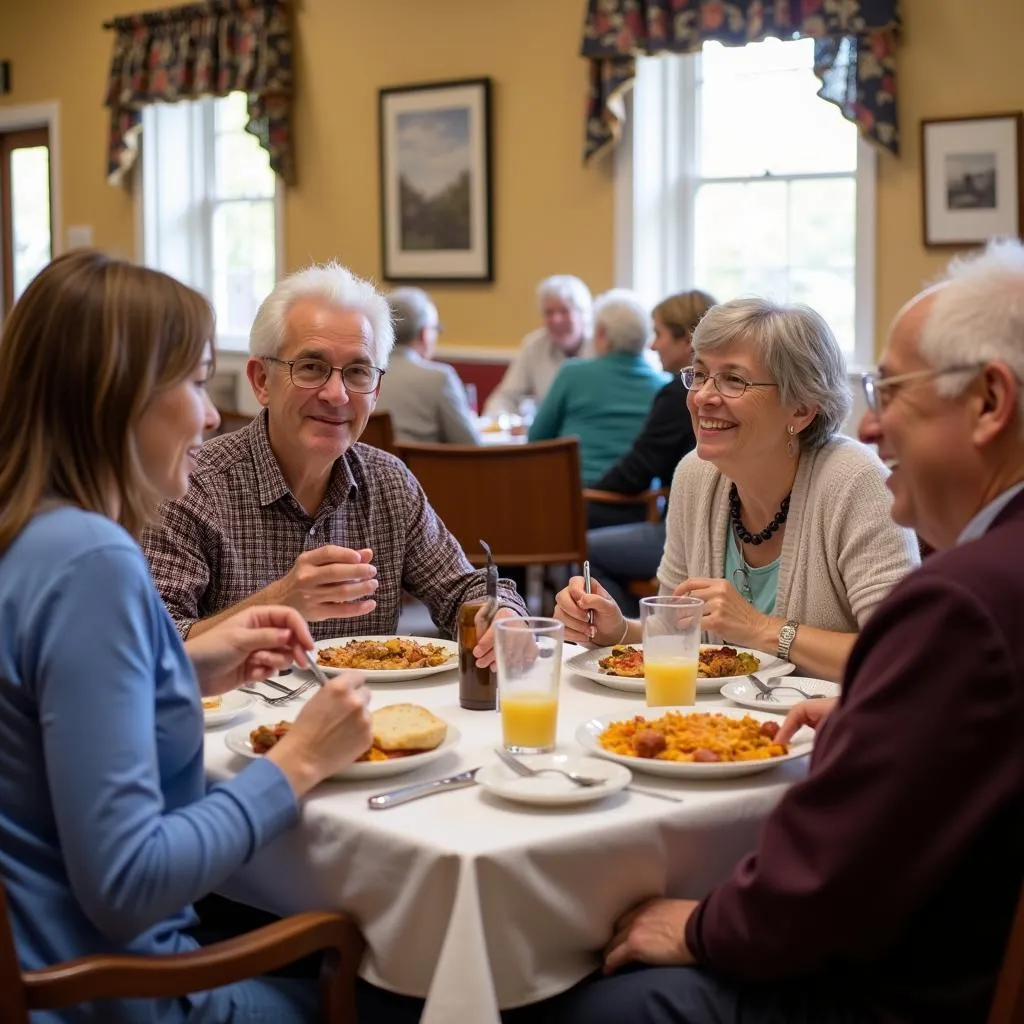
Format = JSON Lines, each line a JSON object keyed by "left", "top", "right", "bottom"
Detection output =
{"left": 565, "top": 643, "right": 794, "bottom": 693}
{"left": 314, "top": 635, "right": 458, "bottom": 682}
{"left": 720, "top": 675, "right": 840, "bottom": 711}
{"left": 225, "top": 703, "right": 460, "bottom": 779}
{"left": 575, "top": 706, "right": 814, "bottom": 778}
{"left": 202, "top": 690, "right": 254, "bottom": 728}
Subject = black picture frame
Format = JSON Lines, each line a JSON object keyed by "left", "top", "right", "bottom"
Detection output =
{"left": 378, "top": 77, "right": 494, "bottom": 282}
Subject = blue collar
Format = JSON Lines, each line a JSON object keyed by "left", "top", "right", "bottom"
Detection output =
{"left": 957, "top": 480, "right": 1024, "bottom": 544}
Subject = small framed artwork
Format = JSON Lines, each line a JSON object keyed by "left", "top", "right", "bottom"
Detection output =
{"left": 921, "top": 112, "right": 1023, "bottom": 247}
{"left": 379, "top": 77, "right": 493, "bottom": 282}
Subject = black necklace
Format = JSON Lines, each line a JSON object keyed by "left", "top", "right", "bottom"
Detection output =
{"left": 729, "top": 483, "right": 790, "bottom": 546}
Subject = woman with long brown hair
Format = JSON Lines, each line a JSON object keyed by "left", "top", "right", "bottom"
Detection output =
{"left": 0, "top": 250, "right": 372, "bottom": 1022}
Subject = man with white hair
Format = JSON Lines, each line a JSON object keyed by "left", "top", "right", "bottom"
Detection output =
{"left": 550, "top": 240, "right": 1024, "bottom": 1023}
{"left": 375, "top": 286, "right": 482, "bottom": 444}
{"left": 142, "top": 262, "right": 524, "bottom": 650}
{"left": 527, "top": 288, "right": 667, "bottom": 485}
{"left": 483, "top": 274, "right": 593, "bottom": 417}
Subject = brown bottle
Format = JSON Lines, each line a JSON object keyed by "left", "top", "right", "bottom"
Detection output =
{"left": 458, "top": 599, "right": 497, "bottom": 710}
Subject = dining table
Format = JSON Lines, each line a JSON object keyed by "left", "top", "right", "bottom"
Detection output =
{"left": 204, "top": 651, "right": 810, "bottom": 1024}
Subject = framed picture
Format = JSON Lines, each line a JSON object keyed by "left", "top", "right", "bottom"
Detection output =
{"left": 379, "top": 77, "right": 493, "bottom": 282}
{"left": 921, "top": 112, "right": 1023, "bottom": 247}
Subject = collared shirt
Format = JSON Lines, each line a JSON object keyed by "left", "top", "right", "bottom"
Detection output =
{"left": 957, "top": 479, "right": 1024, "bottom": 545}
{"left": 142, "top": 411, "right": 525, "bottom": 640}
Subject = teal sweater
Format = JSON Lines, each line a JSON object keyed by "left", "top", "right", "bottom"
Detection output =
{"left": 527, "top": 351, "right": 669, "bottom": 485}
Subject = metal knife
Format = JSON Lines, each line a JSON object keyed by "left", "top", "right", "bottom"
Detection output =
{"left": 367, "top": 768, "right": 481, "bottom": 810}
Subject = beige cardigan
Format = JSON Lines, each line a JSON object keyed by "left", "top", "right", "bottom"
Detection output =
{"left": 658, "top": 437, "right": 920, "bottom": 638}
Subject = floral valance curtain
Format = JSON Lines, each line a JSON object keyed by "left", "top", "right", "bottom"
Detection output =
{"left": 581, "top": 0, "right": 901, "bottom": 163}
{"left": 103, "top": 0, "right": 293, "bottom": 185}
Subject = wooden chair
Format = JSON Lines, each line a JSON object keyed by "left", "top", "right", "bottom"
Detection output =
{"left": 358, "top": 411, "right": 396, "bottom": 455}
{"left": 0, "top": 881, "right": 364, "bottom": 1024}
{"left": 396, "top": 438, "right": 587, "bottom": 569}
{"left": 989, "top": 883, "right": 1024, "bottom": 1024}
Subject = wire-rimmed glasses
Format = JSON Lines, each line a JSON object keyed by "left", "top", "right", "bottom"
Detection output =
{"left": 680, "top": 366, "right": 778, "bottom": 398}
{"left": 264, "top": 356, "right": 385, "bottom": 393}
{"left": 860, "top": 364, "right": 984, "bottom": 414}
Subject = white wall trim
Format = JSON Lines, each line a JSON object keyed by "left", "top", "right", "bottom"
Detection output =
{"left": 0, "top": 100, "right": 64, "bottom": 275}
{"left": 854, "top": 135, "right": 878, "bottom": 366}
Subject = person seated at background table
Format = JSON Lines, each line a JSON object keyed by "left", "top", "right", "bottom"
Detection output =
{"left": 528, "top": 288, "right": 668, "bottom": 486}
{"left": 375, "top": 286, "right": 482, "bottom": 445}
{"left": 556, "top": 297, "right": 919, "bottom": 681}
{"left": 142, "top": 261, "right": 525, "bottom": 652}
{"left": 484, "top": 274, "right": 593, "bottom": 418}
{"left": 550, "top": 238, "right": 1024, "bottom": 1024}
{"left": 0, "top": 249, "right": 376, "bottom": 1023}
{"left": 585, "top": 289, "right": 717, "bottom": 614}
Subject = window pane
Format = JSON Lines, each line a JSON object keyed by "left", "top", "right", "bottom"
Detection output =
{"left": 11, "top": 146, "right": 51, "bottom": 300}
{"left": 215, "top": 130, "right": 276, "bottom": 198}
{"left": 788, "top": 178, "right": 856, "bottom": 271}
{"left": 699, "top": 39, "right": 856, "bottom": 177}
{"left": 215, "top": 91, "right": 250, "bottom": 133}
{"left": 211, "top": 200, "right": 276, "bottom": 339}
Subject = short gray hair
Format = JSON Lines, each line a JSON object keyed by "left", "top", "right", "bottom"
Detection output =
{"left": 692, "top": 297, "right": 851, "bottom": 450}
{"left": 920, "top": 239, "right": 1024, "bottom": 424}
{"left": 536, "top": 275, "right": 593, "bottom": 333}
{"left": 592, "top": 288, "right": 651, "bottom": 355}
{"left": 250, "top": 261, "right": 394, "bottom": 367}
{"left": 387, "top": 287, "right": 437, "bottom": 346}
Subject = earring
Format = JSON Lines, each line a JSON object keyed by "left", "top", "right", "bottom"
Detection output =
{"left": 786, "top": 424, "right": 796, "bottom": 458}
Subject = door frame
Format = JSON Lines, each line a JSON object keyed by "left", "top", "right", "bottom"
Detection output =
{"left": 0, "top": 101, "right": 63, "bottom": 317}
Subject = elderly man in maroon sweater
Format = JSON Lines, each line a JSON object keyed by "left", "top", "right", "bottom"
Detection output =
{"left": 552, "top": 241, "right": 1024, "bottom": 1024}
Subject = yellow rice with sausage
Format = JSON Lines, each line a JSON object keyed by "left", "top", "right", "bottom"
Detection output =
{"left": 598, "top": 711, "right": 788, "bottom": 763}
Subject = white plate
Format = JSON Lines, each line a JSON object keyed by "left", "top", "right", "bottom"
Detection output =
{"left": 476, "top": 754, "right": 631, "bottom": 806}
{"left": 575, "top": 706, "right": 813, "bottom": 779}
{"left": 224, "top": 721, "right": 462, "bottom": 779}
{"left": 313, "top": 635, "right": 458, "bottom": 682}
{"left": 203, "top": 690, "right": 254, "bottom": 728}
{"left": 565, "top": 644, "right": 794, "bottom": 694}
{"left": 720, "top": 676, "right": 840, "bottom": 712}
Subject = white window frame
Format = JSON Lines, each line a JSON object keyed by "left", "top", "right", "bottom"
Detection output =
{"left": 135, "top": 94, "right": 284, "bottom": 354}
{"left": 615, "top": 52, "right": 876, "bottom": 373}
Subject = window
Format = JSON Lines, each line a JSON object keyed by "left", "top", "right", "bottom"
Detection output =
{"left": 141, "top": 92, "right": 279, "bottom": 351}
{"left": 618, "top": 38, "right": 875, "bottom": 367}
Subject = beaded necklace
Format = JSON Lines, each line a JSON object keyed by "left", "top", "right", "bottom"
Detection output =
{"left": 728, "top": 483, "right": 790, "bottom": 546}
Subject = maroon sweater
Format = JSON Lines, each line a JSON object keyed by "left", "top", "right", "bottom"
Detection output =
{"left": 686, "top": 492, "right": 1024, "bottom": 1022}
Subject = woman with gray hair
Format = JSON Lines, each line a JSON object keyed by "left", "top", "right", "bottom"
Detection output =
{"left": 557, "top": 297, "right": 919, "bottom": 681}
{"left": 483, "top": 274, "right": 593, "bottom": 417}
{"left": 528, "top": 288, "right": 667, "bottom": 485}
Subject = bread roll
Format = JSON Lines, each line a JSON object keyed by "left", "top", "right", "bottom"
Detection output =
{"left": 371, "top": 704, "right": 447, "bottom": 751}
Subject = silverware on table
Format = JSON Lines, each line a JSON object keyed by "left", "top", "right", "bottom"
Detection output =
{"left": 626, "top": 786, "right": 684, "bottom": 804}
{"left": 494, "top": 747, "right": 606, "bottom": 788}
{"left": 367, "top": 768, "right": 481, "bottom": 810}
{"left": 239, "top": 676, "right": 318, "bottom": 706}
{"left": 748, "top": 673, "right": 827, "bottom": 703}
{"left": 746, "top": 673, "right": 777, "bottom": 702}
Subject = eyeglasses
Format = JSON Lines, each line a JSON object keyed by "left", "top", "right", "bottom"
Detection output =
{"left": 681, "top": 366, "right": 778, "bottom": 398}
{"left": 860, "top": 364, "right": 983, "bottom": 413}
{"left": 264, "top": 356, "right": 385, "bottom": 393}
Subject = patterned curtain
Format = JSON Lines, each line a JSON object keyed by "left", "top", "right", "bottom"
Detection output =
{"left": 581, "top": 0, "right": 901, "bottom": 163}
{"left": 104, "top": 0, "right": 293, "bottom": 185}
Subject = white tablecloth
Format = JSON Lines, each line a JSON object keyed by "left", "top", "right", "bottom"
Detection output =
{"left": 204, "top": 662, "right": 807, "bottom": 1024}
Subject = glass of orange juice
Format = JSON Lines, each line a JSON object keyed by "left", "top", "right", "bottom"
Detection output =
{"left": 495, "top": 616, "right": 563, "bottom": 753}
{"left": 639, "top": 596, "right": 704, "bottom": 707}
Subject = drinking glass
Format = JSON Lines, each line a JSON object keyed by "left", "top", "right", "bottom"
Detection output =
{"left": 495, "top": 617, "right": 563, "bottom": 753}
{"left": 639, "top": 596, "right": 704, "bottom": 707}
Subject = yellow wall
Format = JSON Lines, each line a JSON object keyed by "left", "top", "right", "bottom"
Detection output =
{"left": 1, "top": 0, "right": 1022, "bottom": 351}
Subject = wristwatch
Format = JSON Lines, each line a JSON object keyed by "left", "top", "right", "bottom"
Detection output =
{"left": 777, "top": 619, "right": 800, "bottom": 662}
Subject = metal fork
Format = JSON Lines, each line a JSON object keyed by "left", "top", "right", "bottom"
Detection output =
{"left": 748, "top": 674, "right": 826, "bottom": 703}
{"left": 494, "top": 747, "right": 606, "bottom": 787}
{"left": 240, "top": 676, "right": 318, "bottom": 706}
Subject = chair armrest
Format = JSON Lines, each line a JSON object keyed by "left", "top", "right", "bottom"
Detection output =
{"left": 583, "top": 487, "right": 670, "bottom": 524}
{"left": 24, "top": 911, "right": 364, "bottom": 1010}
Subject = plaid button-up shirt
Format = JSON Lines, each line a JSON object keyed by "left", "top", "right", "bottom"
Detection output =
{"left": 142, "top": 411, "right": 525, "bottom": 640}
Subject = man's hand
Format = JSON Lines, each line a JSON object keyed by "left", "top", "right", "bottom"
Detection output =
{"left": 185, "top": 606, "right": 314, "bottom": 695}
{"left": 472, "top": 607, "right": 520, "bottom": 669}
{"left": 603, "top": 898, "right": 699, "bottom": 974}
{"left": 777, "top": 696, "right": 838, "bottom": 744}
{"left": 271, "top": 545, "right": 378, "bottom": 621}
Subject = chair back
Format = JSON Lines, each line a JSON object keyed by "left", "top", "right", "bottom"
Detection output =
{"left": 990, "top": 882, "right": 1024, "bottom": 1024}
{"left": 359, "top": 411, "right": 396, "bottom": 455}
{"left": 396, "top": 438, "right": 587, "bottom": 567}
{"left": 0, "top": 882, "right": 30, "bottom": 1023}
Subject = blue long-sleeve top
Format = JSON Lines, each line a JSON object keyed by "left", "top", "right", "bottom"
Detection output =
{"left": 527, "top": 351, "right": 668, "bottom": 485}
{"left": 0, "top": 507, "right": 299, "bottom": 1023}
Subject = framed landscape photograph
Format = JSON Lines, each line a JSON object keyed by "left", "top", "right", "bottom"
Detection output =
{"left": 921, "top": 112, "right": 1023, "bottom": 247}
{"left": 379, "top": 77, "right": 493, "bottom": 281}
